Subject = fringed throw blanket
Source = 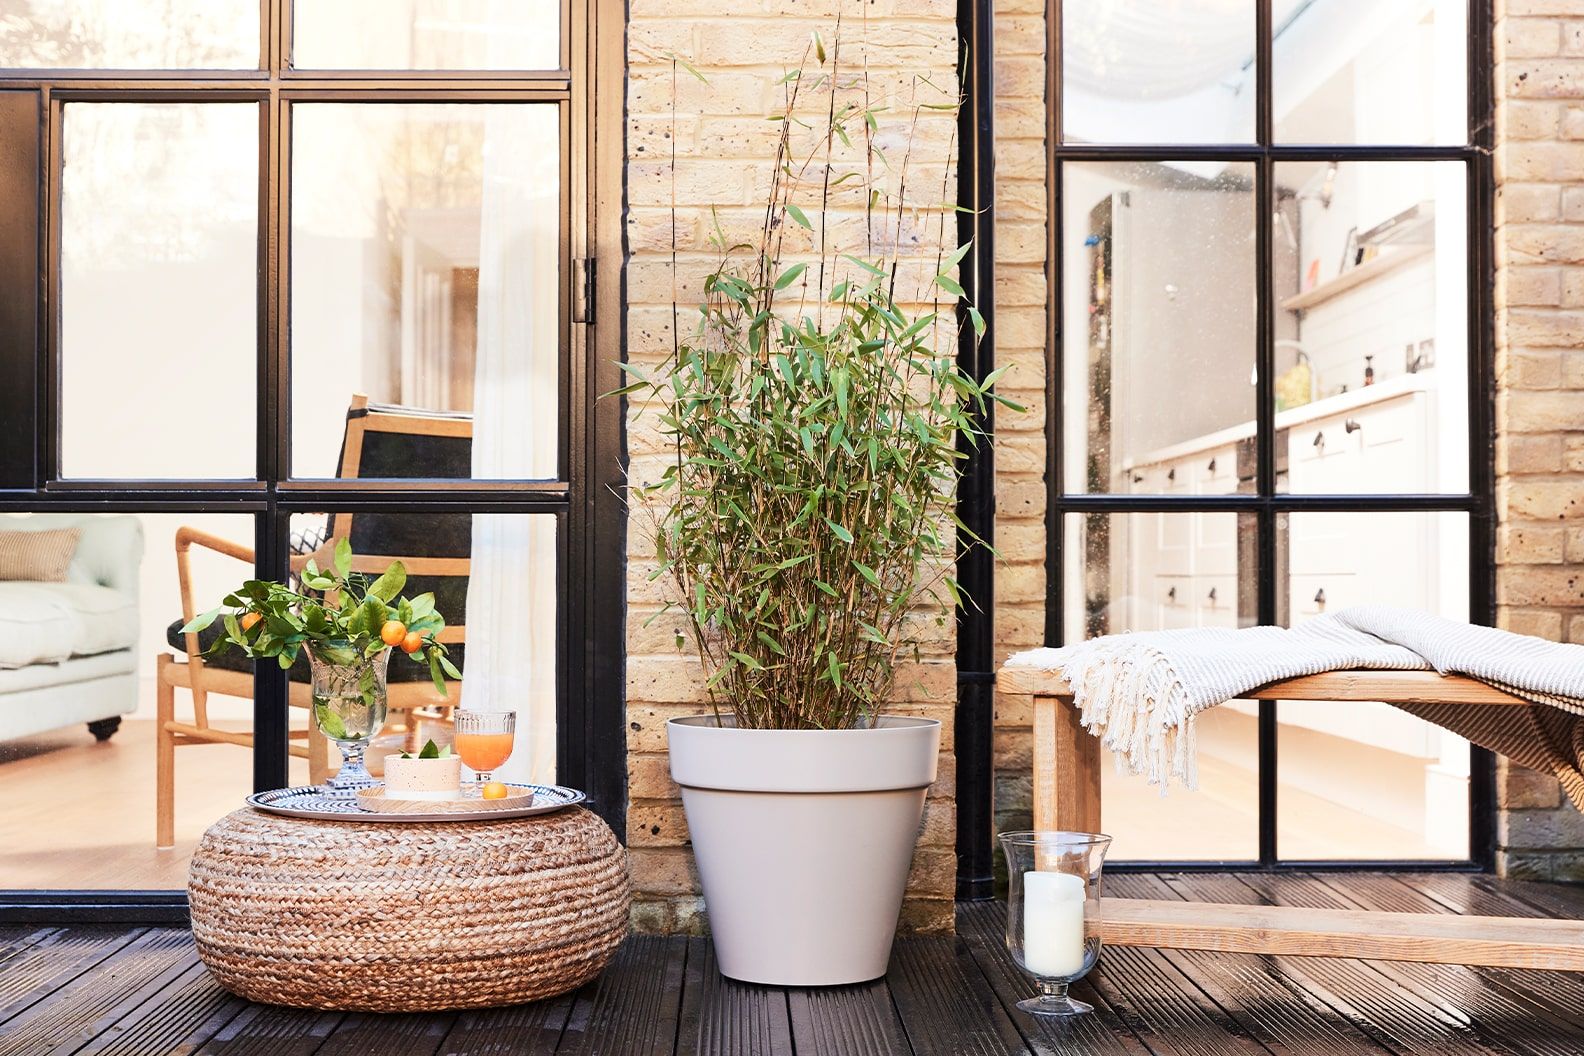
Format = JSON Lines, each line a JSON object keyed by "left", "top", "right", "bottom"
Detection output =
{"left": 1004, "top": 605, "right": 1584, "bottom": 810}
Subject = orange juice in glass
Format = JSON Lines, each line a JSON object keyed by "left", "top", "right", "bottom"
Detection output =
{"left": 454, "top": 710, "right": 516, "bottom": 786}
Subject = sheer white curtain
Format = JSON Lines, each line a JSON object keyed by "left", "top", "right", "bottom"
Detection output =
{"left": 465, "top": 103, "right": 559, "bottom": 784}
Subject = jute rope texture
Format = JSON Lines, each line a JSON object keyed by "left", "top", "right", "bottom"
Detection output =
{"left": 189, "top": 806, "right": 629, "bottom": 1011}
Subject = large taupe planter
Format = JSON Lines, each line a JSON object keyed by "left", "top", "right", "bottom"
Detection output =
{"left": 667, "top": 715, "right": 940, "bottom": 986}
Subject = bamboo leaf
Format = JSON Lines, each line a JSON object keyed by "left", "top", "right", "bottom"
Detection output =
{"left": 668, "top": 52, "right": 708, "bottom": 83}
{"left": 934, "top": 273, "right": 965, "bottom": 297}
{"left": 774, "top": 262, "right": 808, "bottom": 290}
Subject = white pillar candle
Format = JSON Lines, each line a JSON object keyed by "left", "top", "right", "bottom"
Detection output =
{"left": 1022, "top": 870, "right": 1088, "bottom": 978}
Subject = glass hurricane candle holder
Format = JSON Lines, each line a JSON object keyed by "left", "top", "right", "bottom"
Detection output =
{"left": 998, "top": 830, "right": 1112, "bottom": 1016}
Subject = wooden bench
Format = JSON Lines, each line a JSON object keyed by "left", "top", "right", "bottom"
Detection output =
{"left": 998, "top": 665, "right": 1584, "bottom": 971}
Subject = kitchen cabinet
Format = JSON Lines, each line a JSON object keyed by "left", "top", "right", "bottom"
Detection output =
{"left": 1114, "top": 375, "right": 1445, "bottom": 633}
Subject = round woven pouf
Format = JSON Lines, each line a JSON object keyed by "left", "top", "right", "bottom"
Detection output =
{"left": 188, "top": 806, "right": 629, "bottom": 1012}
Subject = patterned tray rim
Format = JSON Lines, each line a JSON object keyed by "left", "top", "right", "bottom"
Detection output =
{"left": 247, "top": 782, "right": 586, "bottom": 823}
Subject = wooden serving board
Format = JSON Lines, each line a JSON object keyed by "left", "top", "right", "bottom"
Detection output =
{"left": 358, "top": 783, "right": 536, "bottom": 814}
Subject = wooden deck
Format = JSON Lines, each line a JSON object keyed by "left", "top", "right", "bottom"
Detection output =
{"left": 4, "top": 873, "right": 1584, "bottom": 1056}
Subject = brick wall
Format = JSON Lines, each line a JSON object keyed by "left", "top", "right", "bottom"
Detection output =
{"left": 989, "top": 0, "right": 1048, "bottom": 842}
{"left": 1492, "top": 0, "right": 1584, "bottom": 881}
{"left": 622, "top": 0, "right": 962, "bottom": 934}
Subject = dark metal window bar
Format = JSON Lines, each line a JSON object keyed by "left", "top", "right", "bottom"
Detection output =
{"left": 1038, "top": 0, "right": 1497, "bottom": 873}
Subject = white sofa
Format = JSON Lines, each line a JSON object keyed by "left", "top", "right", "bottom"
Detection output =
{"left": 0, "top": 514, "right": 143, "bottom": 743}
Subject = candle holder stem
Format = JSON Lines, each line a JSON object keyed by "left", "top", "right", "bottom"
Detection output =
{"left": 1017, "top": 980, "right": 1093, "bottom": 1017}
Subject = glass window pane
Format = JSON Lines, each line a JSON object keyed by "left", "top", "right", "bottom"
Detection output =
{"left": 1061, "top": 0, "right": 1256, "bottom": 144}
{"left": 1061, "top": 160, "right": 1255, "bottom": 495}
{"left": 0, "top": 0, "right": 257, "bottom": 69}
{"left": 1277, "top": 511, "right": 1471, "bottom": 859}
{"left": 290, "top": 103, "right": 560, "bottom": 479}
{"left": 60, "top": 103, "right": 258, "bottom": 480}
{"left": 292, "top": 0, "right": 559, "bottom": 71}
{"left": 1066, "top": 512, "right": 1258, "bottom": 861}
{"left": 1274, "top": 0, "right": 1467, "bottom": 144}
{"left": 0, "top": 510, "right": 258, "bottom": 889}
{"left": 288, "top": 510, "right": 557, "bottom": 784}
{"left": 1273, "top": 161, "right": 1467, "bottom": 494}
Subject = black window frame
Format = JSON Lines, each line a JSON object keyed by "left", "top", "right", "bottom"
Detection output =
{"left": 0, "top": 0, "right": 628, "bottom": 920}
{"left": 1043, "top": 0, "right": 1497, "bottom": 871}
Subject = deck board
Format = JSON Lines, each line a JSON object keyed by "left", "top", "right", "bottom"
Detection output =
{"left": 1183, "top": 873, "right": 1526, "bottom": 1056}
{"left": 0, "top": 929, "right": 195, "bottom": 1056}
{"left": 676, "top": 937, "right": 795, "bottom": 1056}
{"left": 787, "top": 976, "right": 913, "bottom": 1056}
{"left": 554, "top": 933, "right": 684, "bottom": 1056}
{"left": 434, "top": 989, "right": 576, "bottom": 1055}
{"left": 887, "top": 929, "right": 1041, "bottom": 1056}
{"left": 190, "top": 1004, "right": 345, "bottom": 1056}
{"left": 6, "top": 876, "right": 1584, "bottom": 1056}
{"left": 1107, "top": 874, "right": 1400, "bottom": 1055}
{"left": 961, "top": 901, "right": 1274, "bottom": 1056}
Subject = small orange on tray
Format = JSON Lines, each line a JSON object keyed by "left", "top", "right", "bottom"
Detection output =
{"left": 481, "top": 781, "right": 509, "bottom": 800}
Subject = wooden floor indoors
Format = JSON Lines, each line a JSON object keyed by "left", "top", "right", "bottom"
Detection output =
{"left": 5, "top": 872, "right": 1584, "bottom": 1055}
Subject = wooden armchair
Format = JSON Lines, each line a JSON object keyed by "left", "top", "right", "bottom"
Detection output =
{"left": 156, "top": 395, "right": 471, "bottom": 848}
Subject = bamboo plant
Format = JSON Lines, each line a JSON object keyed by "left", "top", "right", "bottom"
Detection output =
{"left": 618, "top": 30, "right": 1018, "bottom": 731}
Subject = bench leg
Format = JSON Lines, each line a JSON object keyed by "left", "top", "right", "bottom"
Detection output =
{"left": 1033, "top": 693, "right": 1101, "bottom": 834}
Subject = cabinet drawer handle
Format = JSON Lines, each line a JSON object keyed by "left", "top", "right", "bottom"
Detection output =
{"left": 1167, "top": 586, "right": 1176, "bottom": 602}
{"left": 1207, "top": 457, "right": 1217, "bottom": 473}
{"left": 1312, "top": 430, "right": 1325, "bottom": 449}
{"left": 1207, "top": 586, "right": 1218, "bottom": 603}
{"left": 1167, "top": 467, "right": 1176, "bottom": 482}
{"left": 1314, "top": 588, "right": 1326, "bottom": 606}
{"left": 1132, "top": 472, "right": 1144, "bottom": 483}
{"left": 1344, "top": 418, "right": 1361, "bottom": 434}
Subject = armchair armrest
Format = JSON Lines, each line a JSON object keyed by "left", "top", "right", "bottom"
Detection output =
{"left": 175, "top": 526, "right": 254, "bottom": 564}
{"left": 174, "top": 526, "right": 255, "bottom": 637}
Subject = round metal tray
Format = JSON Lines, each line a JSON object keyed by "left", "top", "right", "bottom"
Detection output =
{"left": 247, "top": 783, "right": 585, "bottom": 823}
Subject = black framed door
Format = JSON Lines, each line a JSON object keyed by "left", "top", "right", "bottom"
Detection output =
{"left": 0, "top": 0, "right": 626, "bottom": 918}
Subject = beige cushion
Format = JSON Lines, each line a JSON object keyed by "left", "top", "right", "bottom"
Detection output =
{"left": 0, "top": 527, "right": 81, "bottom": 582}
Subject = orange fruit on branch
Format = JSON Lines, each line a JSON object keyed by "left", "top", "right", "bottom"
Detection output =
{"left": 400, "top": 631, "right": 423, "bottom": 654}
{"left": 380, "top": 620, "right": 407, "bottom": 647}
{"left": 240, "top": 612, "right": 262, "bottom": 632}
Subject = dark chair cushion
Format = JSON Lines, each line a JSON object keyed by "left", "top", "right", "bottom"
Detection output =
{"left": 165, "top": 620, "right": 463, "bottom": 684}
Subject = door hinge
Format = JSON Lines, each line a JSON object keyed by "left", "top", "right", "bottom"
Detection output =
{"left": 574, "top": 257, "right": 596, "bottom": 324}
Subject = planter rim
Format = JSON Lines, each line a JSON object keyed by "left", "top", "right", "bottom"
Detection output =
{"left": 667, "top": 714, "right": 940, "bottom": 794}
{"left": 666, "top": 715, "right": 940, "bottom": 734}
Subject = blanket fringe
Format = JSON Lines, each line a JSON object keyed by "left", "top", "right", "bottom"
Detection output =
{"left": 1066, "top": 642, "right": 1199, "bottom": 791}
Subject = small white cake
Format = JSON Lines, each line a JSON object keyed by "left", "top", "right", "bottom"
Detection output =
{"left": 382, "top": 753, "right": 463, "bottom": 801}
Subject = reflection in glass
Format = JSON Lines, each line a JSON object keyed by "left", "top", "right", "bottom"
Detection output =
{"left": 292, "top": 0, "right": 559, "bottom": 71}
{"left": 0, "top": 510, "right": 263, "bottom": 889}
{"left": 287, "top": 506, "right": 556, "bottom": 789}
{"left": 1061, "top": 161, "right": 1255, "bottom": 495}
{"left": 1061, "top": 0, "right": 1269, "bottom": 144}
{"left": 0, "top": 0, "right": 257, "bottom": 68}
{"left": 1274, "top": 161, "right": 1467, "bottom": 493}
{"left": 1066, "top": 512, "right": 1258, "bottom": 861}
{"left": 1277, "top": 511, "right": 1471, "bottom": 859}
{"left": 1274, "top": 0, "right": 1467, "bottom": 145}
{"left": 60, "top": 103, "right": 257, "bottom": 479}
{"left": 291, "top": 104, "right": 560, "bottom": 480}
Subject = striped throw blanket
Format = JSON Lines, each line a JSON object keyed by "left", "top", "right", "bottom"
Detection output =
{"left": 1005, "top": 606, "right": 1584, "bottom": 809}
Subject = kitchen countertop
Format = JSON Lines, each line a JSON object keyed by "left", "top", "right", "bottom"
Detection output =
{"left": 1122, "top": 370, "right": 1439, "bottom": 469}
